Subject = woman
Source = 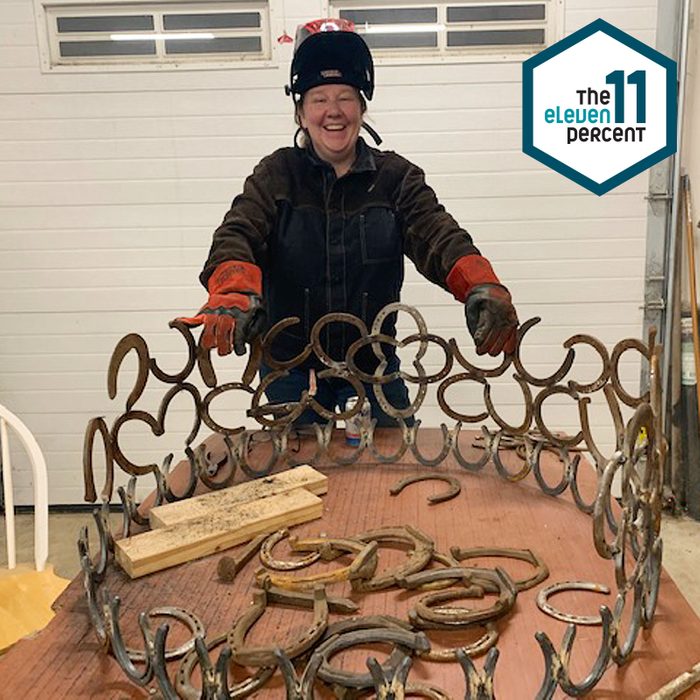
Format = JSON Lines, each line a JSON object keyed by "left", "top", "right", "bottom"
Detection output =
{"left": 180, "top": 19, "right": 518, "bottom": 426}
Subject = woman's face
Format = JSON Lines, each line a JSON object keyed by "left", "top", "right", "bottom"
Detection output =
{"left": 299, "top": 84, "right": 363, "bottom": 174}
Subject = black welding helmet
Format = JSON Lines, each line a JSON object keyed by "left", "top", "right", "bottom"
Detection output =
{"left": 287, "top": 18, "right": 374, "bottom": 101}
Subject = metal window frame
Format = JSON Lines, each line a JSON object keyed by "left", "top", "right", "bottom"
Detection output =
{"left": 33, "top": 0, "right": 276, "bottom": 73}
{"left": 326, "top": 0, "right": 563, "bottom": 64}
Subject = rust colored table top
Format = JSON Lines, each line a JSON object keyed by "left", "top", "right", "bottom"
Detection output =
{"left": 1, "top": 429, "right": 699, "bottom": 699}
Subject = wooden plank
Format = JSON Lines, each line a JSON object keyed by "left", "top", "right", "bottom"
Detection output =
{"left": 149, "top": 465, "right": 328, "bottom": 528}
{"left": 114, "top": 488, "right": 323, "bottom": 579}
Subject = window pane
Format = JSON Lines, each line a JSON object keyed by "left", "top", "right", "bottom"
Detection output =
{"left": 447, "top": 5, "right": 545, "bottom": 22}
{"left": 340, "top": 8, "right": 437, "bottom": 25}
{"left": 163, "top": 13, "right": 260, "bottom": 30}
{"left": 59, "top": 40, "right": 156, "bottom": 56}
{"left": 165, "top": 36, "right": 262, "bottom": 54}
{"left": 363, "top": 32, "right": 438, "bottom": 49}
{"left": 57, "top": 15, "right": 154, "bottom": 32}
{"left": 447, "top": 28, "right": 545, "bottom": 46}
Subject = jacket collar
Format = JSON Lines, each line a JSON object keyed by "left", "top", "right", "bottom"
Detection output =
{"left": 300, "top": 137, "right": 377, "bottom": 175}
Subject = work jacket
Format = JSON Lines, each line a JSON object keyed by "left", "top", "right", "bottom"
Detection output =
{"left": 200, "top": 138, "right": 479, "bottom": 370}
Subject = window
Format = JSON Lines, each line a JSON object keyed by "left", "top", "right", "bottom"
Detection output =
{"left": 35, "top": 1, "right": 271, "bottom": 70}
{"left": 328, "top": 1, "right": 561, "bottom": 61}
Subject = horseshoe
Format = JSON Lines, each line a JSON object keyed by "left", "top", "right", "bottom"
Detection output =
{"left": 410, "top": 422, "right": 452, "bottom": 467}
{"left": 512, "top": 317, "right": 576, "bottom": 386}
{"left": 261, "top": 317, "right": 313, "bottom": 371}
{"left": 124, "top": 606, "right": 205, "bottom": 662}
{"left": 450, "top": 546, "right": 549, "bottom": 592}
{"left": 110, "top": 410, "right": 160, "bottom": 476}
{"left": 563, "top": 333, "right": 611, "bottom": 394}
{"left": 107, "top": 333, "right": 149, "bottom": 411}
{"left": 259, "top": 528, "right": 322, "bottom": 571}
{"left": 610, "top": 337, "right": 650, "bottom": 408}
{"left": 410, "top": 567, "right": 517, "bottom": 628}
{"left": 257, "top": 537, "right": 378, "bottom": 591}
{"left": 417, "top": 621, "right": 499, "bottom": 662}
{"left": 227, "top": 586, "right": 329, "bottom": 667}
{"left": 176, "top": 632, "right": 274, "bottom": 700}
{"left": 353, "top": 526, "right": 435, "bottom": 592}
{"left": 315, "top": 627, "right": 430, "bottom": 690}
{"left": 310, "top": 313, "right": 369, "bottom": 370}
{"left": 536, "top": 580, "right": 611, "bottom": 626}
{"left": 83, "top": 416, "right": 114, "bottom": 503}
{"left": 258, "top": 581, "right": 359, "bottom": 615}
{"left": 389, "top": 473, "right": 462, "bottom": 505}
{"left": 149, "top": 320, "right": 197, "bottom": 384}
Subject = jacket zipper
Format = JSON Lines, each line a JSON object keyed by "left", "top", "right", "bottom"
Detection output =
{"left": 323, "top": 170, "right": 333, "bottom": 350}
{"left": 359, "top": 213, "right": 366, "bottom": 261}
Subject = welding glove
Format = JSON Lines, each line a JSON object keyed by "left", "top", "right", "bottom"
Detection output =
{"left": 446, "top": 254, "right": 519, "bottom": 356}
{"left": 177, "top": 260, "right": 266, "bottom": 356}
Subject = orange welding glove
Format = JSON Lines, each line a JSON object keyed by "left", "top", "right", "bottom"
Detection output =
{"left": 446, "top": 254, "right": 519, "bottom": 357}
{"left": 178, "top": 261, "right": 265, "bottom": 356}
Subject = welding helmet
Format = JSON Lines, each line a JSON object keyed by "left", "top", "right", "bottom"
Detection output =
{"left": 286, "top": 18, "right": 374, "bottom": 101}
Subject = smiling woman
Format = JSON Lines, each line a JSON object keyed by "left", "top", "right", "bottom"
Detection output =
{"left": 176, "top": 17, "right": 520, "bottom": 430}
{"left": 297, "top": 84, "right": 366, "bottom": 177}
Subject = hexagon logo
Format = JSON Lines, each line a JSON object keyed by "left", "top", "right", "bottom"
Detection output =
{"left": 523, "top": 19, "right": 677, "bottom": 195}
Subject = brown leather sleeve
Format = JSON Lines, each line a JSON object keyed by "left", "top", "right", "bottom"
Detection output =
{"left": 394, "top": 158, "right": 480, "bottom": 291}
{"left": 199, "top": 152, "right": 281, "bottom": 288}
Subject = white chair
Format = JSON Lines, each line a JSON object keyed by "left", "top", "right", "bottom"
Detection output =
{"left": 0, "top": 403, "right": 48, "bottom": 572}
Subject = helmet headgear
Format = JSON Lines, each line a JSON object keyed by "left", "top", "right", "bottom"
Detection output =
{"left": 286, "top": 18, "right": 374, "bottom": 101}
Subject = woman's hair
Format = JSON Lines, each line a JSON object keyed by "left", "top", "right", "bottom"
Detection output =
{"left": 294, "top": 89, "right": 368, "bottom": 147}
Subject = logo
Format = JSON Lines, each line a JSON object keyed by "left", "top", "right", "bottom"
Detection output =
{"left": 522, "top": 19, "right": 677, "bottom": 195}
{"left": 320, "top": 69, "right": 343, "bottom": 78}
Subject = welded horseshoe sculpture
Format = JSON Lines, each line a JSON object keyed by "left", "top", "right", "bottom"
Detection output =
{"left": 80, "top": 307, "right": 664, "bottom": 700}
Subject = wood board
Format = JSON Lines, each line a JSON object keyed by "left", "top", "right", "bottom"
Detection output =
{"left": 148, "top": 464, "right": 327, "bottom": 528}
{"left": 115, "top": 488, "right": 323, "bottom": 578}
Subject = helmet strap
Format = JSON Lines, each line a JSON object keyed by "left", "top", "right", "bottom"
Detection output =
{"left": 362, "top": 121, "right": 382, "bottom": 146}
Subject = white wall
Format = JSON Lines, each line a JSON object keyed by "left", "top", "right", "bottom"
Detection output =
{"left": 1, "top": 0, "right": 658, "bottom": 504}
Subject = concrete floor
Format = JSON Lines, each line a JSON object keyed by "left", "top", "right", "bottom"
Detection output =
{"left": 1, "top": 510, "right": 699, "bottom": 614}
{"left": 0, "top": 511, "right": 121, "bottom": 580}
{"left": 660, "top": 513, "right": 700, "bottom": 615}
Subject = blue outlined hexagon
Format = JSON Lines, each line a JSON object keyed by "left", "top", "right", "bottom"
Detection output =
{"left": 523, "top": 19, "right": 677, "bottom": 196}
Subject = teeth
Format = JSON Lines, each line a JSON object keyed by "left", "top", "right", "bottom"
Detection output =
{"left": 325, "top": 125, "right": 345, "bottom": 131}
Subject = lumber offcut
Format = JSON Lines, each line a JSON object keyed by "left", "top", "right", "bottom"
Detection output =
{"left": 149, "top": 465, "right": 328, "bottom": 528}
{"left": 115, "top": 488, "right": 323, "bottom": 578}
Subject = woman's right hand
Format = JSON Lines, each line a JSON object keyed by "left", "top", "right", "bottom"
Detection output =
{"left": 177, "top": 261, "right": 265, "bottom": 356}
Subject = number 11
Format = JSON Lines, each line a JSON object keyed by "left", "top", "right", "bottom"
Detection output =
{"left": 605, "top": 70, "right": 647, "bottom": 123}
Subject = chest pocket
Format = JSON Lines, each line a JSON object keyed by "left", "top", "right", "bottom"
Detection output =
{"left": 360, "top": 207, "right": 401, "bottom": 264}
